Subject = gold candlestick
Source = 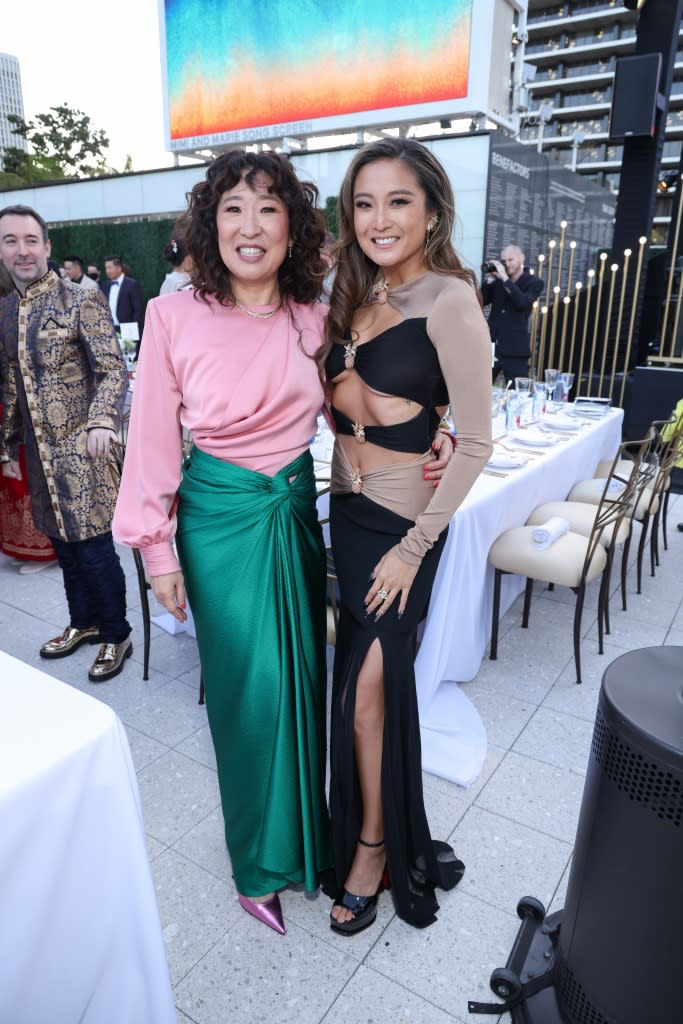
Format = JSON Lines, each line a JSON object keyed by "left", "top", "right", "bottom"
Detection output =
{"left": 530, "top": 300, "right": 540, "bottom": 373}
{"left": 660, "top": 193, "right": 683, "bottom": 357}
{"left": 537, "top": 305, "right": 549, "bottom": 376}
{"left": 558, "top": 296, "right": 571, "bottom": 369}
{"left": 566, "top": 240, "right": 577, "bottom": 303}
{"left": 598, "top": 263, "right": 619, "bottom": 393}
{"left": 536, "top": 253, "right": 545, "bottom": 281}
{"left": 619, "top": 236, "right": 647, "bottom": 408}
{"left": 548, "top": 285, "right": 561, "bottom": 368}
{"left": 568, "top": 281, "right": 583, "bottom": 371}
{"left": 609, "top": 248, "right": 631, "bottom": 401}
{"left": 576, "top": 270, "right": 595, "bottom": 397}
{"left": 669, "top": 261, "right": 683, "bottom": 363}
{"left": 544, "top": 241, "right": 556, "bottom": 308}
{"left": 556, "top": 221, "right": 567, "bottom": 292}
{"left": 587, "top": 252, "right": 608, "bottom": 393}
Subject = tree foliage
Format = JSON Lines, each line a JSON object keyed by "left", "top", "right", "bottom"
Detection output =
{"left": 3, "top": 103, "right": 111, "bottom": 182}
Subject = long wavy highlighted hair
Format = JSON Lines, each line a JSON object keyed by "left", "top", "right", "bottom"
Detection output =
{"left": 182, "top": 150, "right": 327, "bottom": 307}
{"left": 319, "top": 137, "right": 477, "bottom": 374}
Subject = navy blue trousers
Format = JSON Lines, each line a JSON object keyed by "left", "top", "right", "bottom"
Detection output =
{"left": 50, "top": 532, "right": 131, "bottom": 644}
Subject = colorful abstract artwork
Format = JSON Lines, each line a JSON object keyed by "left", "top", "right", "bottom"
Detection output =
{"left": 163, "top": 0, "right": 473, "bottom": 142}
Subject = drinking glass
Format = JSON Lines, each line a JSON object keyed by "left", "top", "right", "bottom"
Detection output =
{"left": 515, "top": 377, "right": 533, "bottom": 394}
{"left": 534, "top": 381, "right": 547, "bottom": 416}
{"left": 544, "top": 368, "right": 559, "bottom": 403}
{"left": 561, "top": 372, "right": 575, "bottom": 402}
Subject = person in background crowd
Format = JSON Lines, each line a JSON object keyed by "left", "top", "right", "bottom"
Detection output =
{"left": 482, "top": 244, "right": 544, "bottom": 383}
{"left": 0, "top": 204, "right": 132, "bottom": 681}
{"left": 63, "top": 255, "right": 100, "bottom": 290}
{"left": 87, "top": 263, "right": 100, "bottom": 283}
{"left": 102, "top": 255, "right": 144, "bottom": 357}
{"left": 159, "top": 235, "right": 194, "bottom": 295}
{"left": 321, "top": 137, "right": 492, "bottom": 935}
{"left": 0, "top": 260, "right": 57, "bottom": 574}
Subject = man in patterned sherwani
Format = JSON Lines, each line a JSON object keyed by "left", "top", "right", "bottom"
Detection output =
{"left": 0, "top": 204, "right": 133, "bottom": 681}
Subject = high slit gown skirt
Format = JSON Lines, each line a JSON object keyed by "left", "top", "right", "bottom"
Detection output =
{"left": 329, "top": 487, "right": 465, "bottom": 928}
{"left": 176, "top": 446, "right": 332, "bottom": 897}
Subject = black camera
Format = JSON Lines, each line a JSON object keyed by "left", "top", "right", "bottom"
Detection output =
{"left": 482, "top": 259, "right": 498, "bottom": 274}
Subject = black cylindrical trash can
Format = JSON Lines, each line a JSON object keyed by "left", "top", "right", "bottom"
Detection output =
{"left": 557, "top": 646, "right": 683, "bottom": 1024}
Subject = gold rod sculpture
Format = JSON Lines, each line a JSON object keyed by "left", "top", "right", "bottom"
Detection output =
{"left": 576, "top": 270, "right": 595, "bottom": 397}
{"left": 547, "top": 285, "right": 562, "bottom": 368}
{"left": 586, "top": 252, "right": 608, "bottom": 393}
{"left": 544, "top": 241, "right": 556, "bottom": 308}
{"left": 568, "top": 281, "right": 583, "bottom": 371}
{"left": 530, "top": 300, "right": 540, "bottom": 370}
{"left": 536, "top": 253, "right": 545, "bottom": 281}
{"left": 558, "top": 296, "right": 571, "bottom": 368}
{"left": 566, "top": 240, "right": 577, "bottom": 304}
{"left": 537, "top": 305, "right": 549, "bottom": 376}
{"left": 556, "top": 221, "right": 568, "bottom": 292}
{"left": 659, "top": 193, "right": 683, "bottom": 357}
{"left": 608, "top": 248, "right": 631, "bottom": 401}
{"left": 619, "top": 236, "right": 648, "bottom": 408}
{"left": 668, "top": 251, "right": 683, "bottom": 362}
{"left": 598, "top": 263, "right": 619, "bottom": 393}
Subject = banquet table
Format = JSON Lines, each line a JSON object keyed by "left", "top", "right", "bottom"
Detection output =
{"left": 0, "top": 653, "right": 176, "bottom": 1024}
{"left": 415, "top": 407, "right": 624, "bottom": 785}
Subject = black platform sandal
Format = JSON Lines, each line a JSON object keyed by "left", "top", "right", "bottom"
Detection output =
{"left": 330, "top": 838, "right": 386, "bottom": 936}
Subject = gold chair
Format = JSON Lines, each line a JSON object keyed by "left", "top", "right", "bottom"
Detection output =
{"left": 488, "top": 449, "right": 639, "bottom": 683}
{"left": 528, "top": 434, "right": 655, "bottom": 621}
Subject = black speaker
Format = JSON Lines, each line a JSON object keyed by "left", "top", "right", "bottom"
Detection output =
{"left": 609, "top": 53, "right": 661, "bottom": 140}
{"left": 469, "top": 645, "right": 683, "bottom": 1023}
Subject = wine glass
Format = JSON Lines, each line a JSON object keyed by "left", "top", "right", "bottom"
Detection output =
{"left": 544, "top": 368, "right": 559, "bottom": 405}
{"left": 560, "top": 372, "right": 575, "bottom": 402}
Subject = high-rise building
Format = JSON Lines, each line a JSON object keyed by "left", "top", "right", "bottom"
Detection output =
{"left": 0, "top": 52, "right": 27, "bottom": 171}
{"left": 520, "top": 1, "right": 683, "bottom": 244}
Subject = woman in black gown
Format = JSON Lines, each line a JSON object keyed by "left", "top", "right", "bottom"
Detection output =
{"left": 320, "top": 138, "right": 493, "bottom": 933}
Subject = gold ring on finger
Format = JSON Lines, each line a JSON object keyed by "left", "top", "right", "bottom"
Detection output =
{"left": 377, "top": 587, "right": 389, "bottom": 601}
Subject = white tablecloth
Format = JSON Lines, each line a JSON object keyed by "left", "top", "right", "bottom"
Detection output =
{"left": 416, "top": 408, "right": 624, "bottom": 785}
{"left": 0, "top": 653, "right": 175, "bottom": 1024}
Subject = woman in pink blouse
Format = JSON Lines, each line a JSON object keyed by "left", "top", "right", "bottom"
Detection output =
{"left": 113, "top": 152, "right": 334, "bottom": 936}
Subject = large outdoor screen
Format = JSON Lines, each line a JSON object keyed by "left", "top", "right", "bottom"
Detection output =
{"left": 161, "top": 0, "right": 475, "bottom": 149}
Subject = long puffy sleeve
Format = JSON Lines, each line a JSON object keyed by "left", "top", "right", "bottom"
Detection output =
{"left": 396, "top": 279, "right": 493, "bottom": 565}
{"left": 112, "top": 300, "right": 184, "bottom": 576}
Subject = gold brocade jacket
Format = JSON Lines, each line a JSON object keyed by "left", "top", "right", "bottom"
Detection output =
{"left": 0, "top": 272, "right": 128, "bottom": 541}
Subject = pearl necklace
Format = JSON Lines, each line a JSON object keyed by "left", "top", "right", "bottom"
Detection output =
{"left": 233, "top": 298, "right": 282, "bottom": 319}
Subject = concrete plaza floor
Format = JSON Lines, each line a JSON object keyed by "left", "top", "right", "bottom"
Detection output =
{"left": 1, "top": 494, "right": 681, "bottom": 1024}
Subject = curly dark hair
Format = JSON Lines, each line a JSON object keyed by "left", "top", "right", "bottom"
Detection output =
{"left": 320, "top": 138, "right": 478, "bottom": 375}
{"left": 182, "top": 150, "right": 327, "bottom": 306}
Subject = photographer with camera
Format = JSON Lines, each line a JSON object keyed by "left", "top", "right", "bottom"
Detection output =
{"left": 481, "top": 245, "right": 544, "bottom": 383}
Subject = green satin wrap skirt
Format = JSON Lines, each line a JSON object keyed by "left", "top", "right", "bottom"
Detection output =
{"left": 176, "top": 446, "right": 332, "bottom": 897}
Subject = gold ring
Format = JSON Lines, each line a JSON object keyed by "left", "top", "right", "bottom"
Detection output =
{"left": 377, "top": 587, "right": 389, "bottom": 601}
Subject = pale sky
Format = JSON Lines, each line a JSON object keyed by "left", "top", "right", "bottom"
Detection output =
{"left": 3, "top": 0, "right": 173, "bottom": 172}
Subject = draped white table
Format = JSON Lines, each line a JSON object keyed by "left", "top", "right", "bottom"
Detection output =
{"left": 0, "top": 653, "right": 175, "bottom": 1024}
{"left": 416, "top": 407, "right": 624, "bottom": 785}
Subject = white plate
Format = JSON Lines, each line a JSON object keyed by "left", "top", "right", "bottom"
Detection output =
{"left": 487, "top": 451, "right": 529, "bottom": 470}
{"left": 509, "top": 429, "right": 558, "bottom": 447}
{"left": 540, "top": 414, "right": 582, "bottom": 432}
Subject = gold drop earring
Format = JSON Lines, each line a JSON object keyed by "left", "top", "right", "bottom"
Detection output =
{"left": 424, "top": 217, "right": 438, "bottom": 260}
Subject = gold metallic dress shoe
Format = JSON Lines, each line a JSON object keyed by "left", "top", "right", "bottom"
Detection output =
{"left": 88, "top": 637, "right": 133, "bottom": 682}
{"left": 40, "top": 625, "right": 101, "bottom": 659}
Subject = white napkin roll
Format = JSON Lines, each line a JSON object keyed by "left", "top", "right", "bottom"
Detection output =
{"left": 594, "top": 477, "right": 626, "bottom": 495}
{"left": 532, "top": 516, "right": 570, "bottom": 551}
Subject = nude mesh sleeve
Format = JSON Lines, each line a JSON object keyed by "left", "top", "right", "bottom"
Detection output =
{"left": 396, "top": 280, "right": 493, "bottom": 566}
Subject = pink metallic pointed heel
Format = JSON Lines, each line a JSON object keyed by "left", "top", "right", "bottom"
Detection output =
{"left": 238, "top": 893, "right": 286, "bottom": 935}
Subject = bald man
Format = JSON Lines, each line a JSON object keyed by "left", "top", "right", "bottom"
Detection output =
{"left": 482, "top": 245, "right": 544, "bottom": 383}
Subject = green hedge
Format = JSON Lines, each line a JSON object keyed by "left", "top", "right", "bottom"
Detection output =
{"left": 48, "top": 217, "right": 177, "bottom": 315}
